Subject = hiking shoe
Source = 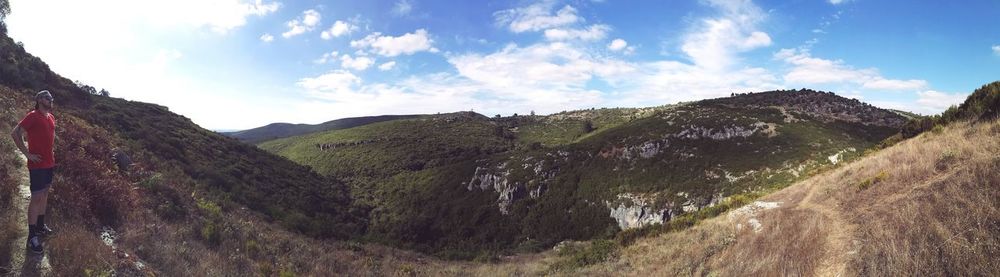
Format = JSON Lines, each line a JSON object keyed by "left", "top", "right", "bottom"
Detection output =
{"left": 38, "top": 225, "right": 54, "bottom": 238}
{"left": 26, "top": 236, "right": 43, "bottom": 254}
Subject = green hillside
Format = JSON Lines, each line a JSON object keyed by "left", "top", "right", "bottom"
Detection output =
{"left": 0, "top": 30, "right": 365, "bottom": 239}
{"left": 224, "top": 114, "right": 422, "bottom": 144}
{"left": 260, "top": 89, "right": 905, "bottom": 258}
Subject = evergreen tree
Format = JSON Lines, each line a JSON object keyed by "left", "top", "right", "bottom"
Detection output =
{"left": 0, "top": 0, "right": 9, "bottom": 19}
{"left": 1, "top": 0, "right": 10, "bottom": 33}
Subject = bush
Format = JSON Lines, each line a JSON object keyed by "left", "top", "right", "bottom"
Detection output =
{"left": 200, "top": 221, "right": 222, "bottom": 246}
{"left": 936, "top": 150, "right": 959, "bottom": 171}
{"left": 857, "top": 170, "right": 889, "bottom": 191}
{"left": 931, "top": 124, "right": 944, "bottom": 134}
{"left": 139, "top": 172, "right": 163, "bottom": 189}
{"left": 197, "top": 198, "right": 222, "bottom": 218}
{"left": 551, "top": 240, "right": 619, "bottom": 270}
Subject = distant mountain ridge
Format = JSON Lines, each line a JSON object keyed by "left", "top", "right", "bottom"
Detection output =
{"left": 223, "top": 114, "right": 422, "bottom": 144}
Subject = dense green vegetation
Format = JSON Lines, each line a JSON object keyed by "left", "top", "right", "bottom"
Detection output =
{"left": 902, "top": 81, "right": 1000, "bottom": 137}
{"left": 260, "top": 89, "right": 904, "bottom": 258}
{"left": 76, "top": 96, "right": 366, "bottom": 238}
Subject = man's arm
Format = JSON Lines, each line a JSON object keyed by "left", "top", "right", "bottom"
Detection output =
{"left": 10, "top": 125, "right": 41, "bottom": 162}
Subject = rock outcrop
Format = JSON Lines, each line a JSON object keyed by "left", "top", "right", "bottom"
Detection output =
{"left": 467, "top": 165, "right": 524, "bottom": 215}
{"left": 606, "top": 193, "right": 673, "bottom": 230}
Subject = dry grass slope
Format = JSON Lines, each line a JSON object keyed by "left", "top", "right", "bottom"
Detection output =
{"left": 541, "top": 119, "right": 1000, "bottom": 276}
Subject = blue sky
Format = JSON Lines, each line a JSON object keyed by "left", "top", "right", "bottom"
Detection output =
{"left": 5, "top": 0, "right": 999, "bottom": 130}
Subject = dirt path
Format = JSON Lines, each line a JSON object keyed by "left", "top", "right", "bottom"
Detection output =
{"left": 3, "top": 152, "right": 52, "bottom": 277}
{"left": 796, "top": 180, "right": 857, "bottom": 277}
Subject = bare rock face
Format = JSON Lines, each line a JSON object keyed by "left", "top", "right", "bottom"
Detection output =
{"left": 671, "top": 124, "right": 764, "bottom": 140}
{"left": 467, "top": 165, "right": 524, "bottom": 215}
{"left": 602, "top": 122, "right": 773, "bottom": 161}
{"left": 606, "top": 193, "right": 673, "bottom": 230}
{"left": 466, "top": 152, "right": 564, "bottom": 214}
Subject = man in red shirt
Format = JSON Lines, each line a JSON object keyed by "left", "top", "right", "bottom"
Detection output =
{"left": 10, "top": 90, "right": 56, "bottom": 254}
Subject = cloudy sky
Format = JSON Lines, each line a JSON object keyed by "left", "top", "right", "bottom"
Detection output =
{"left": 6, "top": 0, "right": 999, "bottom": 130}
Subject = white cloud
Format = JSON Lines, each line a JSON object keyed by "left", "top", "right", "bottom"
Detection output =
{"left": 680, "top": 0, "right": 772, "bottom": 71}
{"left": 829, "top": 0, "right": 846, "bottom": 4}
{"left": 544, "top": 24, "right": 610, "bottom": 41}
{"left": 862, "top": 78, "right": 928, "bottom": 91}
{"left": 993, "top": 45, "right": 1000, "bottom": 56}
{"left": 297, "top": 70, "right": 362, "bottom": 100}
{"left": 294, "top": 0, "right": 777, "bottom": 119}
{"left": 494, "top": 1, "right": 580, "bottom": 33}
{"left": 449, "top": 42, "right": 636, "bottom": 90}
{"left": 350, "top": 29, "right": 437, "bottom": 57}
{"left": 608, "top": 39, "right": 628, "bottom": 51}
{"left": 260, "top": 33, "right": 274, "bottom": 42}
{"left": 282, "top": 9, "right": 321, "bottom": 38}
{"left": 775, "top": 48, "right": 871, "bottom": 84}
{"left": 775, "top": 48, "right": 928, "bottom": 91}
{"left": 194, "top": 0, "right": 281, "bottom": 33}
{"left": 613, "top": 62, "right": 781, "bottom": 107}
{"left": 392, "top": 0, "right": 414, "bottom": 16}
{"left": 607, "top": 38, "right": 635, "bottom": 54}
{"left": 294, "top": 41, "right": 634, "bottom": 120}
{"left": 148, "top": 0, "right": 281, "bottom": 33}
{"left": 916, "top": 90, "right": 967, "bottom": 112}
{"left": 321, "top": 20, "right": 357, "bottom": 39}
{"left": 742, "top": 31, "right": 772, "bottom": 49}
{"left": 292, "top": 73, "right": 487, "bottom": 122}
{"left": 313, "top": 51, "right": 339, "bottom": 64}
{"left": 340, "top": 54, "right": 374, "bottom": 71}
{"left": 378, "top": 61, "right": 397, "bottom": 71}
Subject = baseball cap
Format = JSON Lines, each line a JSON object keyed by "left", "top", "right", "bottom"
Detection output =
{"left": 36, "top": 90, "right": 53, "bottom": 101}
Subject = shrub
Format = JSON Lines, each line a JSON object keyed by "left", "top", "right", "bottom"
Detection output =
{"left": 139, "top": 172, "right": 163, "bottom": 189}
{"left": 245, "top": 239, "right": 260, "bottom": 256}
{"left": 200, "top": 221, "right": 222, "bottom": 246}
{"left": 857, "top": 170, "right": 889, "bottom": 191}
{"left": 197, "top": 198, "right": 222, "bottom": 218}
{"left": 936, "top": 150, "right": 959, "bottom": 171}
{"left": 397, "top": 264, "right": 415, "bottom": 276}
{"left": 473, "top": 251, "right": 500, "bottom": 263}
{"left": 931, "top": 124, "right": 944, "bottom": 134}
{"left": 258, "top": 262, "right": 274, "bottom": 276}
{"left": 551, "top": 240, "right": 619, "bottom": 271}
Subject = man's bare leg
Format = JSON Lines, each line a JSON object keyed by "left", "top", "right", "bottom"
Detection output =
{"left": 27, "top": 190, "right": 47, "bottom": 226}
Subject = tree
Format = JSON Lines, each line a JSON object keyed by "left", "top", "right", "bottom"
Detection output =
{"left": 74, "top": 80, "right": 98, "bottom": 95}
{"left": 1, "top": 0, "right": 10, "bottom": 19}
{"left": 581, "top": 120, "right": 594, "bottom": 133}
{"left": 1, "top": 0, "right": 10, "bottom": 33}
{"left": 99, "top": 89, "right": 110, "bottom": 97}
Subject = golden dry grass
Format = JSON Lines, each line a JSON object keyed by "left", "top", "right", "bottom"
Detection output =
{"left": 46, "top": 224, "right": 117, "bottom": 276}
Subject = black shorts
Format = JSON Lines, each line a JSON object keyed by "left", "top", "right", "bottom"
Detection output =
{"left": 28, "top": 167, "right": 54, "bottom": 193}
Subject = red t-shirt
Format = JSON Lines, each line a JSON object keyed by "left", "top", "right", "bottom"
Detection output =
{"left": 18, "top": 110, "right": 56, "bottom": 169}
